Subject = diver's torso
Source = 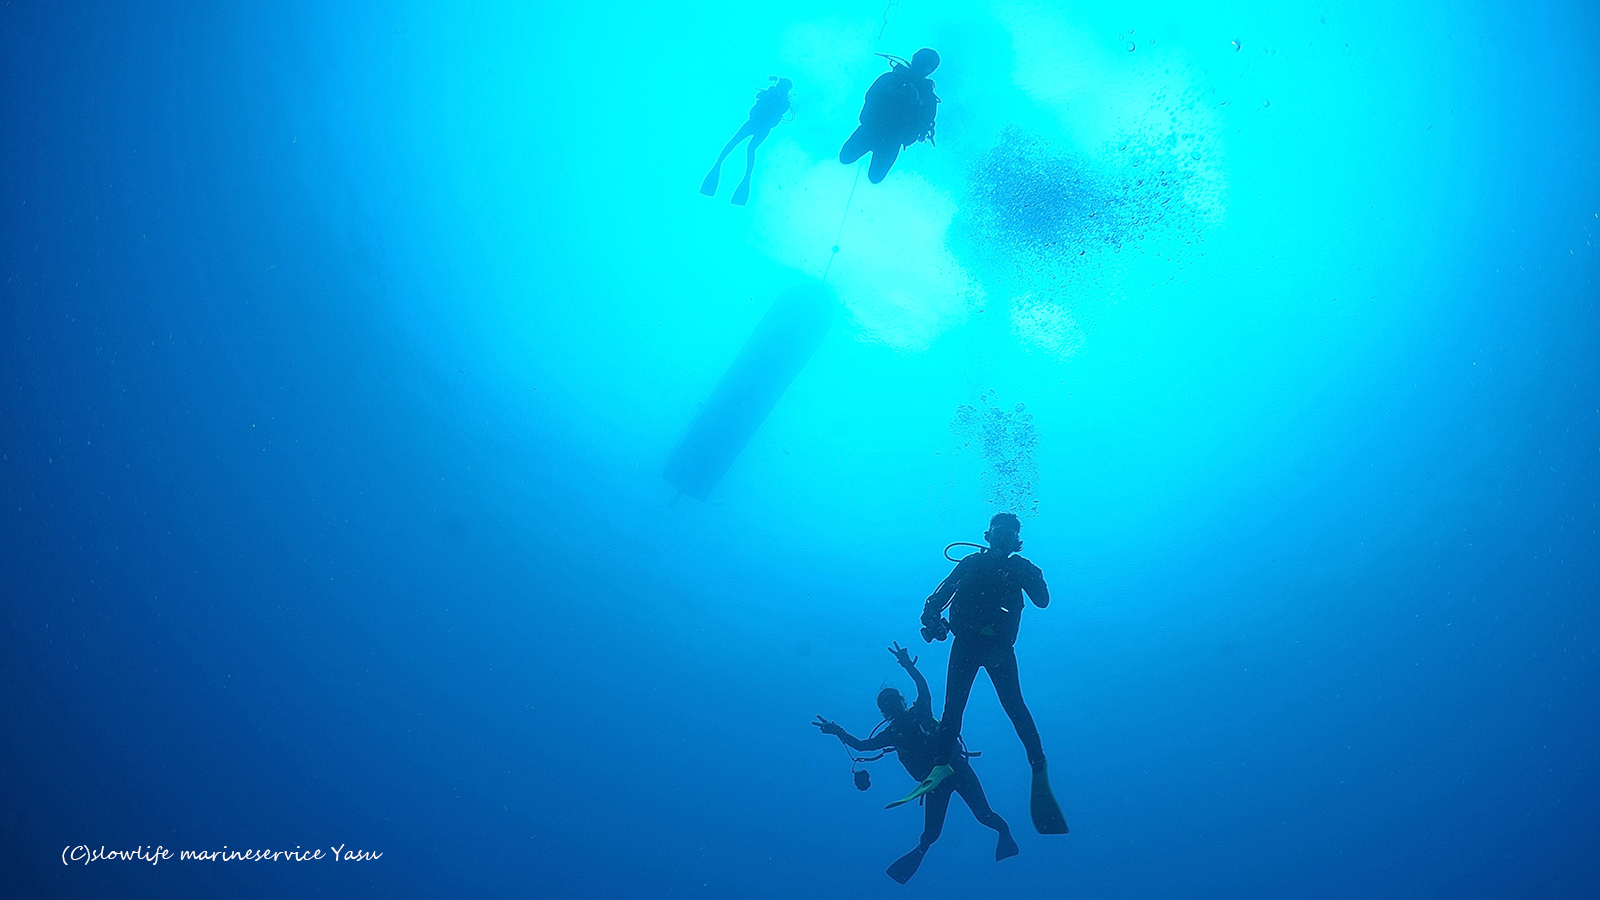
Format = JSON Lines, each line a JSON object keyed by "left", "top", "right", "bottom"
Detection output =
{"left": 888, "top": 711, "right": 941, "bottom": 781}
{"left": 748, "top": 89, "right": 788, "bottom": 128}
{"left": 861, "top": 68, "right": 936, "bottom": 136}
{"left": 948, "top": 551, "right": 1041, "bottom": 644}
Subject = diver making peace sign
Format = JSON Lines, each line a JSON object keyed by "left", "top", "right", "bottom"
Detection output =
{"left": 814, "top": 641, "right": 1018, "bottom": 883}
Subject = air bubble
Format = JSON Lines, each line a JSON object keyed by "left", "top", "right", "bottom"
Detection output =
{"left": 951, "top": 399, "right": 1040, "bottom": 514}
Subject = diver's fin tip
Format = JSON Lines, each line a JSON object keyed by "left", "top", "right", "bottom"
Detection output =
{"left": 885, "top": 846, "right": 926, "bottom": 884}
{"left": 885, "top": 763, "right": 953, "bottom": 809}
{"left": 1029, "top": 763, "right": 1069, "bottom": 834}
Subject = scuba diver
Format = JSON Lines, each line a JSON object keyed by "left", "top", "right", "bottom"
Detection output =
{"left": 813, "top": 641, "right": 1019, "bottom": 884}
{"left": 701, "top": 76, "right": 793, "bottom": 206}
{"left": 921, "top": 513, "right": 1069, "bottom": 835}
{"left": 839, "top": 48, "right": 940, "bottom": 184}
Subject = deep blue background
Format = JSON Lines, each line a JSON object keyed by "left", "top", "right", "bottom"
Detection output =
{"left": 4, "top": 1, "right": 1598, "bottom": 898}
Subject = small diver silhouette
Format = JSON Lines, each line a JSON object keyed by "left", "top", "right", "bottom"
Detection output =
{"left": 701, "top": 76, "right": 793, "bottom": 206}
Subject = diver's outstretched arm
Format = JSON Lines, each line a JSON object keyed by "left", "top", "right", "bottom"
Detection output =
{"left": 890, "top": 642, "right": 931, "bottom": 709}
{"left": 838, "top": 731, "right": 876, "bottom": 751}
{"left": 907, "top": 665, "right": 931, "bottom": 710}
{"left": 814, "top": 715, "right": 890, "bottom": 752}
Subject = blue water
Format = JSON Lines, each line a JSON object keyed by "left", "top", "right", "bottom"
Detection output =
{"left": 4, "top": 1, "right": 1597, "bottom": 897}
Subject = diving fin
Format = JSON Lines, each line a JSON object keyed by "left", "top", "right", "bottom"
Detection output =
{"left": 700, "top": 166, "right": 721, "bottom": 197}
{"left": 730, "top": 176, "right": 751, "bottom": 206}
{"left": 995, "top": 831, "right": 1019, "bottom": 861}
{"left": 1029, "top": 759, "right": 1069, "bottom": 834}
{"left": 885, "top": 764, "right": 953, "bottom": 809}
{"left": 885, "top": 844, "right": 928, "bottom": 884}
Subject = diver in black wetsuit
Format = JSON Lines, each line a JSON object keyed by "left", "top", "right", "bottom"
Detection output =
{"left": 814, "top": 642, "right": 1018, "bottom": 884}
{"left": 701, "top": 77, "right": 793, "bottom": 206}
{"left": 839, "top": 48, "right": 940, "bottom": 184}
{"left": 922, "top": 513, "right": 1068, "bottom": 834}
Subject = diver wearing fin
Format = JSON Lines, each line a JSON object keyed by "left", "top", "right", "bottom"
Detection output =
{"left": 814, "top": 641, "right": 1018, "bottom": 884}
{"left": 923, "top": 513, "right": 1069, "bottom": 835}
{"left": 839, "top": 48, "right": 940, "bottom": 184}
{"left": 701, "top": 77, "right": 793, "bottom": 206}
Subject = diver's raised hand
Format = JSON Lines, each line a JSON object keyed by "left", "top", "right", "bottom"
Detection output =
{"left": 813, "top": 715, "right": 844, "bottom": 737}
{"left": 889, "top": 641, "right": 917, "bottom": 669}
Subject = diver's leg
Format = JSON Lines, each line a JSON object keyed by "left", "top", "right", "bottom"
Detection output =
{"left": 730, "top": 127, "right": 770, "bottom": 206}
{"left": 867, "top": 142, "right": 901, "bottom": 183}
{"left": 887, "top": 785, "right": 950, "bottom": 886}
{"left": 744, "top": 127, "right": 770, "bottom": 168}
{"left": 951, "top": 760, "right": 1007, "bottom": 833}
{"left": 886, "top": 843, "right": 928, "bottom": 884}
{"left": 920, "top": 779, "right": 955, "bottom": 846}
{"left": 986, "top": 643, "right": 1046, "bottom": 767}
{"left": 703, "top": 122, "right": 754, "bottom": 196}
{"left": 840, "top": 126, "right": 873, "bottom": 164}
{"left": 987, "top": 642, "right": 1069, "bottom": 835}
{"left": 952, "top": 759, "right": 1018, "bottom": 859}
{"left": 938, "top": 637, "right": 983, "bottom": 759}
{"left": 719, "top": 122, "right": 755, "bottom": 163}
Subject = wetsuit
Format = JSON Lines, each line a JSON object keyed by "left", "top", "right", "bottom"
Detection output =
{"left": 925, "top": 548, "right": 1050, "bottom": 767}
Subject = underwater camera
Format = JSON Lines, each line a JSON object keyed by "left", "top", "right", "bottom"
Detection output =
{"left": 921, "top": 616, "right": 950, "bottom": 643}
{"left": 854, "top": 769, "right": 871, "bottom": 791}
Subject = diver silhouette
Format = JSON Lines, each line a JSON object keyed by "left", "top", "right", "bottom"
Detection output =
{"left": 922, "top": 513, "right": 1068, "bottom": 834}
{"left": 701, "top": 77, "right": 793, "bottom": 206}
{"left": 814, "top": 641, "right": 1018, "bottom": 884}
{"left": 839, "top": 48, "right": 940, "bottom": 184}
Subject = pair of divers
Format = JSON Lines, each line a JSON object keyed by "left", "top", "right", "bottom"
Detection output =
{"left": 815, "top": 513, "right": 1065, "bottom": 884}
{"left": 701, "top": 48, "right": 941, "bottom": 205}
